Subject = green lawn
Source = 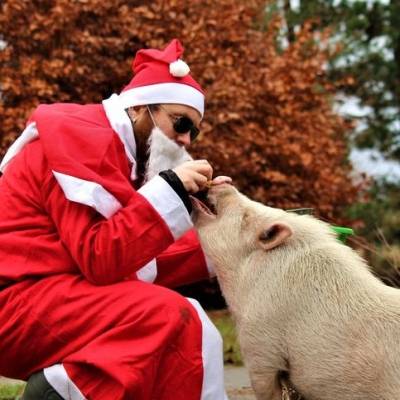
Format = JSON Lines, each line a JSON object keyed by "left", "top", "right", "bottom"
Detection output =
{"left": 208, "top": 309, "right": 243, "bottom": 365}
{"left": 0, "top": 383, "right": 24, "bottom": 400}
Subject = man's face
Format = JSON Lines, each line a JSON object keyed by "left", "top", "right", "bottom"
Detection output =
{"left": 133, "top": 104, "right": 202, "bottom": 148}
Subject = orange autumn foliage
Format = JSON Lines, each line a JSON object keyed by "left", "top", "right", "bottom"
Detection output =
{"left": 0, "top": 0, "right": 361, "bottom": 222}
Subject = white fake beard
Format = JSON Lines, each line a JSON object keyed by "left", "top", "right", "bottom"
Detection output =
{"left": 144, "top": 126, "right": 193, "bottom": 183}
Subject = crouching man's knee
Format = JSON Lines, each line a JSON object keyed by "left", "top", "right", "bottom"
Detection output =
{"left": 22, "top": 370, "right": 64, "bottom": 400}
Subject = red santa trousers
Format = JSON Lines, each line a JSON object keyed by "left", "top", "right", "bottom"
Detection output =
{"left": 0, "top": 274, "right": 226, "bottom": 400}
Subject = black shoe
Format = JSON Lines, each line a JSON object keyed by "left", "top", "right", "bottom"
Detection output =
{"left": 22, "top": 371, "right": 64, "bottom": 400}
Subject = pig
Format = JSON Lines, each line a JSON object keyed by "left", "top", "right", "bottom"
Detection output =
{"left": 191, "top": 184, "right": 400, "bottom": 400}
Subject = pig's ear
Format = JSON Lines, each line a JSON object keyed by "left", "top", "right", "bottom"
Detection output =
{"left": 258, "top": 223, "right": 293, "bottom": 251}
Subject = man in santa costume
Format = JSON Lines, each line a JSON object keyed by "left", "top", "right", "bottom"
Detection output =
{"left": 0, "top": 39, "right": 230, "bottom": 399}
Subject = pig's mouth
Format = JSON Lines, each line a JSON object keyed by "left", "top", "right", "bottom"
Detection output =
{"left": 190, "top": 192, "right": 217, "bottom": 217}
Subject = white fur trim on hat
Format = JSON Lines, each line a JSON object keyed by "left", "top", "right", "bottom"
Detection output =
{"left": 119, "top": 82, "right": 204, "bottom": 117}
{"left": 169, "top": 59, "right": 190, "bottom": 77}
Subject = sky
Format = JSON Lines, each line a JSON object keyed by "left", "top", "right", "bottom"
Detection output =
{"left": 350, "top": 148, "right": 400, "bottom": 182}
{"left": 336, "top": 96, "right": 400, "bottom": 183}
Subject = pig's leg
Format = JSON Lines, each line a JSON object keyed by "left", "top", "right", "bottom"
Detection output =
{"left": 248, "top": 367, "right": 282, "bottom": 400}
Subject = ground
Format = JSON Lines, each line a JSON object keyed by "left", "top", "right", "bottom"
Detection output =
{"left": 225, "top": 365, "right": 256, "bottom": 399}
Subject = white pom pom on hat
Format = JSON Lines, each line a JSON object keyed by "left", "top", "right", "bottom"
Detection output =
{"left": 169, "top": 59, "right": 190, "bottom": 77}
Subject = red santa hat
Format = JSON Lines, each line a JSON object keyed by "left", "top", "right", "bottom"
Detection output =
{"left": 119, "top": 39, "right": 205, "bottom": 117}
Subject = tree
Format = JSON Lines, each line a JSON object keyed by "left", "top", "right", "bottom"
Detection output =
{"left": 0, "top": 0, "right": 360, "bottom": 222}
{"left": 274, "top": 0, "right": 400, "bottom": 160}
{"left": 269, "top": 0, "right": 400, "bottom": 289}
{"left": 348, "top": 180, "right": 400, "bottom": 286}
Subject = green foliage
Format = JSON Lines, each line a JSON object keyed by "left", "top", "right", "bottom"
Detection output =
{"left": 0, "top": 0, "right": 361, "bottom": 220}
{"left": 268, "top": 0, "right": 400, "bottom": 283}
{"left": 347, "top": 180, "right": 400, "bottom": 285}
{"left": 208, "top": 310, "right": 243, "bottom": 365}
{"left": 348, "top": 180, "right": 400, "bottom": 241}
{"left": 0, "top": 383, "right": 25, "bottom": 400}
{"left": 269, "top": 0, "right": 400, "bottom": 160}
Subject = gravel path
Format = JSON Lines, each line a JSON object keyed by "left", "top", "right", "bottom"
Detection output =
{"left": 225, "top": 365, "right": 255, "bottom": 399}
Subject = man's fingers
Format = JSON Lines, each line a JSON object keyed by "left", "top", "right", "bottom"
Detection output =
{"left": 173, "top": 160, "right": 213, "bottom": 193}
{"left": 187, "top": 181, "right": 200, "bottom": 193}
{"left": 192, "top": 159, "right": 215, "bottom": 166}
{"left": 192, "top": 163, "right": 213, "bottom": 181}
{"left": 192, "top": 172, "right": 208, "bottom": 190}
{"left": 177, "top": 160, "right": 213, "bottom": 181}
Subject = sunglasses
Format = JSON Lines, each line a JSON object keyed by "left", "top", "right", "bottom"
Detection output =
{"left": 159, "top": 106, "right": 200, "bottom": 142}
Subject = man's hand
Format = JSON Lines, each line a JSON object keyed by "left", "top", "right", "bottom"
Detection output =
{"left": 173, "top": 160, "right": 213, "bottom": 193}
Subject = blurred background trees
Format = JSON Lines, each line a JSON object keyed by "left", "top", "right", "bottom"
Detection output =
{"left": 0, "top": 0, "right": 399, "bottom": 300}
{"left": 276, "top": 0, "right": 400, "bottom": 160}
{"left": 0, "top": 0, "right": 359, "bottom": 218}
{"left": 273, "top": 0, "right": 400, "bottom": 288}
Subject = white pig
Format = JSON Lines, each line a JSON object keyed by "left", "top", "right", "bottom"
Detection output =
{"left": 192, "top": 184, "right": 400, "bottom": 400}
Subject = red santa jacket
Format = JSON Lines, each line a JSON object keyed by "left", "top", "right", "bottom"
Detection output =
{"left": 0, "top": 95, "right": 214, "bottom": 288}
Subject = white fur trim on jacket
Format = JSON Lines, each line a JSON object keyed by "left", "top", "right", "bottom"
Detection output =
{"left": 102, "top": 93, "right": 137, "bottom": 181}
{"left": 0, "top": 122, "right": 39, "bottom": 173}
{"left": 136, "top": 259, "right": 157, "bottom": 283}
{"left": 44, "top": 364, "right": 86, "bottom": 400}
{"left": 138, "top": 175, "right": 193, "bottom": 241}
{"left": 52, "top": 171, "right": 123, "bottom": 219}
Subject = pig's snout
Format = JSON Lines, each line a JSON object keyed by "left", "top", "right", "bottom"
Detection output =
{"left": 204, "top": 184, "right": 238, "bottom": 215}
{"left": 208, "top": 183, "right": 236, "bottom": 197}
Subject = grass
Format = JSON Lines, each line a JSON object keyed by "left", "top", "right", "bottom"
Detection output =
{"left": 0, "top": 383, "right": 25, "bottom": 400}
{"left": 208, "top": 309, "right": 243, "bottom": 365}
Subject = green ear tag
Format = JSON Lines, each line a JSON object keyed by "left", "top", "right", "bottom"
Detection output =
{"left": 286, "top": 209, "right": 354, "bottom": 244}
{"left": 331, "top": 226, "right": 354, "bottom": 244}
